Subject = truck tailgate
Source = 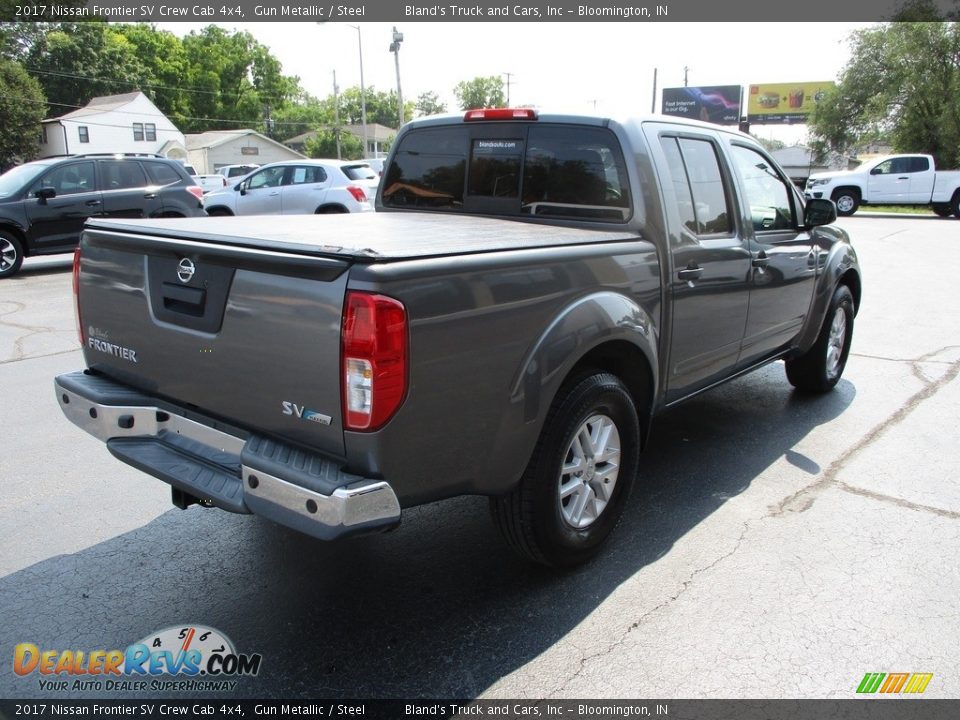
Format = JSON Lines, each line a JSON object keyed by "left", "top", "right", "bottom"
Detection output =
{"left": 78, "top": 225, "right": 351, "bottom": 457}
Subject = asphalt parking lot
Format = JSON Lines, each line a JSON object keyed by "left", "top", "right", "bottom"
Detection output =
{"left": 1, "top": 215, "right": 958, "bottom": 700}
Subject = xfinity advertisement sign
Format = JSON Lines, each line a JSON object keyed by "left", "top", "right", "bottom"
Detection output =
{"left": 661, "top": 85, "right": 741, "bottom": 125}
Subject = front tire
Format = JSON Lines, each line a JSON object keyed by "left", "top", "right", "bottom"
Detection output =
{"left": 950, "top": 191, "right": 960, "bottom": 219}
{"left": 832, "top": 188, "right": 860, "bottom": 217}
{"left": 785, "top": 285, "right": 855, "bottom": 393}
{"left": 490, "top": 372, "right": 640, "bottom": 568}
{"left": 932, "top": 203, "right": 953, "bottom": 218}
{"left": 0, "top": 231, "right": 24, "bottom": 279}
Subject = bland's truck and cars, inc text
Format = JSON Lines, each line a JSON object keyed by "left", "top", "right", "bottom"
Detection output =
{"left": 55, "top": 111, "right": 860, "bottom": 567}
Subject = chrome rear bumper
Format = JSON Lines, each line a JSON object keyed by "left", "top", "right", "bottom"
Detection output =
{"left": 54, "top": 371, "right": 400, "bottom": 540}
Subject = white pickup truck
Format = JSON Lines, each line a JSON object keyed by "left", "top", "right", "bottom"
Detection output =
{"left": 183, "top": 164, "right": 228, "bottom": 194}
{"left": 805, "top": 154, "right": 960, "bottom": 217}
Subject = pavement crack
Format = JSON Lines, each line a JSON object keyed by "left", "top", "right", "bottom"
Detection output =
{"left": 549, "top": 521, "right": 751, "bottom": 694}
{"left": 772, "top": 346, "right": 960, "bottom": 517}
{"left": 835, "top": 482, "right": 960, "bottom": 519}
{"left": 0, "top": 300, "right": 60, "bottom": 362}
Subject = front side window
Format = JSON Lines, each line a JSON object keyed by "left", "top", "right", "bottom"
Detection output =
{"left": 247, "top": 166, "right": 286, "bottom": 190}
{"left": 133, "top": 123, "right": 144, "bottom": 142}
{"left": 31, "top": 162, "right": 96, "bottom": 196}
{"left": 730, "top": 144, "right": 795, "bottom": 231}
{"left": 78, "top": 127, "right": 89, "bottom": 143}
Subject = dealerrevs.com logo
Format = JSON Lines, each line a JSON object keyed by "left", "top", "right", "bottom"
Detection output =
{"left": 856, "top": 672, "right": 934, "bottom": 695}
{"left": 13, "top": 625, "right": 263, "bottom": 693}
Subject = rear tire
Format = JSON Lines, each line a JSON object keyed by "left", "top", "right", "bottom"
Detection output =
{"left": 316, "top": 205, "right": 348, "bottom": 214}
{"left": 490, "top": 372, "right": 640, "bottom": 568}
{"left": 785, "top": 285, "right": 855, "bottom": 393}
{"left": 0, "top": 231, "right": 24, "bottom": 279}
{"left": 831, "top": 188, "right": 860, "bottom": 216}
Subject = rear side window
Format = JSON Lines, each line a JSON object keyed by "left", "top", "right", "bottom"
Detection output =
{"left": 288, "top": 166, "right": 326, "bottom": 184}
{"left": 101, "top": 161, "right": 147, "bottom": 190}
{"left": 144, "top": 162, "right": 182, "bottom": 186}
{"left": 668, "top": 137, "right": 732, "bottom": 235}
{"left": 383, "top": 123, "right": 631, "bottom": 221}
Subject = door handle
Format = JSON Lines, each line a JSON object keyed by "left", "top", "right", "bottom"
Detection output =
{"left": 897, "top": 176, "right": 909, "bottom": 180}
{"left": 144, "top": 193, "right": 157, "bottom": 199}
{"left": 269, "top": 191, "right": 279, "bottom": 196}
{"left": 85, "top": 200, "right": 101, "bottom": 207}
{"left": 677, "top": 265, "right": 703, "bottom": 281}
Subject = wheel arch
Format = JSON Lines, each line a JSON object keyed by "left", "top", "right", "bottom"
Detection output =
{"left": 0, "top": 223, "right": 29, "bottom": 257}
{"left": 490, "top": 292, "right": 658, "bottom": 493}
{"left": 316, "top": 204, "right": 349, "bottom": 214}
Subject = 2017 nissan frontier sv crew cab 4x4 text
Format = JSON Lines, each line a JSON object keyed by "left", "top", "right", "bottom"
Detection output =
{"left": 55, "top": 110, "right": 861, "bottom": 568}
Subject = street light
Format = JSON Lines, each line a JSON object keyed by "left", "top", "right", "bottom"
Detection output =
{"left": 389, "top": 27, "right": 404, "bottom": 128}
{"left": 318, "top": 22, "right": 368, "bottom": 159}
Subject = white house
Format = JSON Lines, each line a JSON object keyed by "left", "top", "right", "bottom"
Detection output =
{"left": 185, "top": 130, "right": 305, "bottom": 174}
{"left": 284, "top": 123, "right": 397, "bottom": 158}
{"left": 38, "top": 91, "right": 187, "bottom": 160}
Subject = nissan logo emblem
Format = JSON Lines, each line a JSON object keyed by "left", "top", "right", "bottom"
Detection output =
{"left": 177, "top": 258, "right": 196, "bottom": 283}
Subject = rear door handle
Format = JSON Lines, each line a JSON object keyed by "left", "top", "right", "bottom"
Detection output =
{"left": 144, "top": 193, "right": 157, "bottom": 199}
{"left": 677, "top": 265, "right": 703, "bottom": 281}
{"left": 85, "top": 200, "right": 101, "bottom": 207}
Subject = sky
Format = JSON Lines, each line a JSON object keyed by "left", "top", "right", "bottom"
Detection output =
{"left": 157, "top": 22, "right": 876, "bottom": 145}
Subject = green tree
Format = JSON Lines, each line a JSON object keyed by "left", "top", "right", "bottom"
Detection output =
{"left": 453, "top": 76, "right": 505, "bottom": 110}
{"left": 0, "top": 58, "right": 46, "bottom": 168}
{"left": 272, "top": 94, "right": 335, "bottom": 142}
{"left": 303, "top": 128, "right": 364, "bottom": 160}
{"left": 415, "top": 91, "right": 447, "bottom": 117}
{"left": 809, "top": 4, "right": 960, "bottom": 168}
{"left": 23, "top": 23, "right": 148, "bottom": 115}
{"left": 337, "top": 86, "right": 414, "bottom": 129}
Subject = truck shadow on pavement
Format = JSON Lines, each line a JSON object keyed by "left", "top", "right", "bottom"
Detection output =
{"left": 0, "top": 363, "right": 854, "bottom": 699}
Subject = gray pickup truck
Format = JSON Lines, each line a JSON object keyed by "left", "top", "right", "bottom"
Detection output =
{"left": 55, "top": 111, "right": 861, "bottom": 567}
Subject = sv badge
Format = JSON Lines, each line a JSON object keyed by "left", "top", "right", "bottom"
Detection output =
{"left": 281, "top": 401, "right": 332, "bottom": 426}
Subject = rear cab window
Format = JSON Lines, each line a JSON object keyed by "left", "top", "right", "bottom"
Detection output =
{"left": 382, "top": 122, "right": 631, "bottom": 223}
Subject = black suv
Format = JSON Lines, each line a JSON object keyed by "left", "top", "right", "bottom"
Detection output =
{"left": 0, "top": 154, "right": 205, "bottom": 278}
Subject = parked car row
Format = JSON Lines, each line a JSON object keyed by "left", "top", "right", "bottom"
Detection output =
{"left": 0, "top": 154, "right": 381, "bottom": 278}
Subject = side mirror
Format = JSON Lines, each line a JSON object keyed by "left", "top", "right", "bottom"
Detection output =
{"left": 35, "top": 187, "right": 56, "bottom": 204}
{"left": 238, "top": 182, "right": 247, "bottom": 196}
{"left": 805, "top": 198, "right": 837, "bottom": 227}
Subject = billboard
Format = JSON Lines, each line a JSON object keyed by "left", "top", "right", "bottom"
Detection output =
{"left": 747, "top": 81, "right": 835, "bottom": 124}
{"left": 661, "top": 86, "right": 741, "bottom": 125}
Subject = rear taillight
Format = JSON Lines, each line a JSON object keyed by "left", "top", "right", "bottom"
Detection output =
{"left": 341, "top": 292, "right": 408, "bottom": 431}
{"left": 72, "top": 247, "right": 84, "bottom": 345}
{"left": 185, "top": 185, "right": 205, "bottom": 204}
{"left": 464, "top": 108, "right": 538, "bottom": 121}
{"left": 346, "top": 185, "right": 368, "bottom": 203}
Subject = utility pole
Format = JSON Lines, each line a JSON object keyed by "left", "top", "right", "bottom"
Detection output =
{"left": 332, "top": 69, "right": 342, "bottom": 160}
{"left": 503, "top": 72, "right": 515, "bottom": 106}
{"left": 683, "top": 66, "right": 690, "bottom": 87}
{"left": 651, "top": 67, "right": 658, "bottom": 113}
{"left": 389, "top": 27, "right": 404, "bottom": 128}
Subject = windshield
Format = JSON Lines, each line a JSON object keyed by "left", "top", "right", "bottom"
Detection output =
{"left": 0, "top": 163, "right": 50, "bottom": 198}
{"left": 342, "top": 164, "right": 378, "bottom": 181}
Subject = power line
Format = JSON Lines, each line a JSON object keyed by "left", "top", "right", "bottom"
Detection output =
{"left": 0, "top": 94, "right": 321, "bottom": 129}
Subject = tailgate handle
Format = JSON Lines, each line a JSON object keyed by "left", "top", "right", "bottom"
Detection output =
{"left": 161, "top": 282, "right": 206, "bottom": 317}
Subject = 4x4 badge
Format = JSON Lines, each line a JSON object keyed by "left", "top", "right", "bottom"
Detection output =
{"left": 177, "top": 258, "right": 195, "bottom": 283}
